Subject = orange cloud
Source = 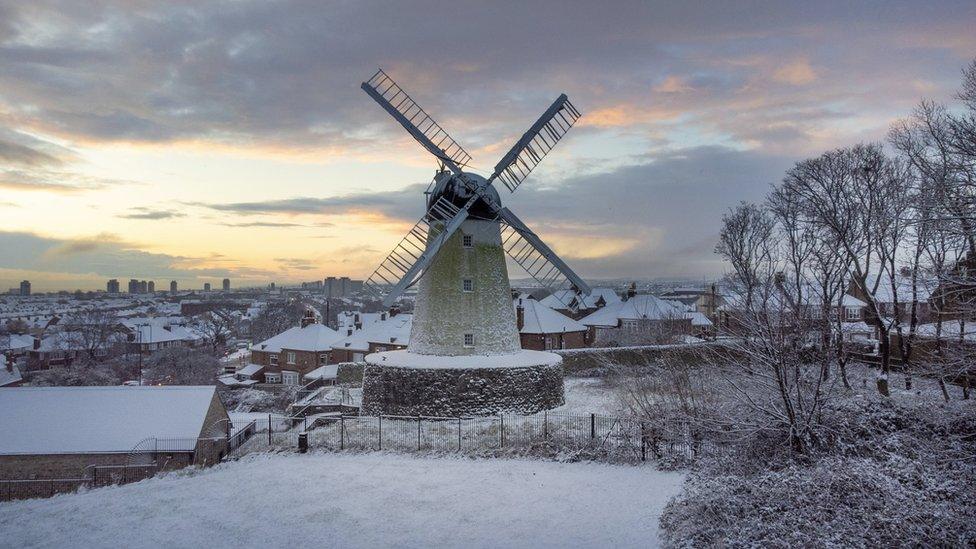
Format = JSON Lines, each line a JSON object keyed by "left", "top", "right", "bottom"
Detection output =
{"left": 773, "top": 58, "right": 818, "bottom": 86}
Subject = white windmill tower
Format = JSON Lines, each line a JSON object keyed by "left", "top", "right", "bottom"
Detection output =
{"left": 358, "top": 69, "right": 592, "bottom": 416}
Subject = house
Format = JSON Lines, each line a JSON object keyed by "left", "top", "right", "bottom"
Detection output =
{"left": 0, "top": 355, "right": 22, "bottom": 387}
{"left": 248, "top": 311, "right": 342, "bottom": 385}
{"left": 27, "top": 330, "right": 124, "bottom": 371}
{"left": 330, "top": 312, "right": 412, "bottom": 363}
{"left": 579, "top": 294, "right": 692, "bottom": 346}
{"left": 514, "top": 296, "right": 589, "bottom": 350}
{"left": 121, "top": 318, "right": 202, "bottom": 354}
{"left": 0, "top": 386, "right": 229, "bottom": 482}
{"left": 539, "top": 287, "right": 621, "bottom": 319}
{"left": 846, "top": 272, "right": 934, "bottom": 323}
{"left": 660, "top": 284, "right": 725, "bottom": 319}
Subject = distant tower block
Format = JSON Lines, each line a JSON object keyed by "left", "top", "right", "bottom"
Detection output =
{"left": 204, "top": 282, "right": 212, "bottom": 292}
{"left": 222, "top": 278, "right": 230, "bottom": 292}
{"left": 357, "top": 69, "right": 593, "bottom": 416}
{"left": 170, "top": 280, "right": 178, "bottom": 293}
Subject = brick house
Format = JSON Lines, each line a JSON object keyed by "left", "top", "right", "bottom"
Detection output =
{"left": 514, "top": 296, "right": 588, "bottom": 350}
{"left": 249, "top": 311, "right": 342, "bottom": 385}
{"left": 579, "top": 294, "right": 693, "bottom": 346}
{"left": 331, "top": 312, "right": 412, "bottom": 363}
{"left": 0, "top": 386, "right": 229, "bottom": 486}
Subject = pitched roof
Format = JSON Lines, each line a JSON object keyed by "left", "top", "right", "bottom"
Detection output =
{"left": 515, "top": 298, "right": 587, "bottom": 334}
{"left": 255, "top": 323, "right": 342, "bottom": 353}
{"left": 579, "top": 294, "right": 687, "bottom": 327}
{"left": 332, "top": 314, "right": 413, "bottom": 352}
{"left": 539, "top": 287, "right": 621, "bottom": 311}
{"left": 0, "top": 386, "right": 220, "bottom": 455}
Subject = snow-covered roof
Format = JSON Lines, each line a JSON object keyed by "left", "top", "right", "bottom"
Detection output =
{"left": 0, "top": 386, "right": 221, "bottom": 455}
{"left": 332, "top": 314, "right": 413, "bottom": 352}
{"left": 0, "top": 333, "right": 33, "bottom": 352}
{"left": 914, "top": 320, "right": 976, "bottom": 342}
{"left": 685, "top": 311, "right": 713, "bottom": 327}
{"left": 579, "top": 295, "right": 687, "bottom": 327}
{"left": 255, "top": 323, "right": 342, "bottom": 353}
{"left": 304, "top": 364, "right": 339, "bottom": 380}
{"left": 539, "top": 287, "right": 621, "bottom": 311}
{"left": 236, "top": 363, "right": 264, "bottom": 376}
{"left": 123, "top": 319, "right": 199, "bottom": 344}
{"left": 0, "top": 355, "right": 22, "bottom": 387}
{"left": 514, "top": 298, "right": 586, "bottom": 334}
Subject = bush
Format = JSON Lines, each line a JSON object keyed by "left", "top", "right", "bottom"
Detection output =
{"left": 660, "top": 395, "right": 976, "bottom": 547}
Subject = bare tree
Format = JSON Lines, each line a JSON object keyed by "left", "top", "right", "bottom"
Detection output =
{"left": 143, "top": 347, "right": 219, "bottom": 385}
{"left": 198, "top": 308, "right": 237, "bottom": 351}
{"left": 60, "top": 307, "right": 123, "bottom": 365}
{"left": 716, "top": 202, "right": 776, "bottom": 315}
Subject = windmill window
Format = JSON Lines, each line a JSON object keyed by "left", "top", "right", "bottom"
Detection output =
{"left": 463, "top": 279, "right": 474, "bottom": 292}
{"left": 462, "top": 235, "right": 473, "bottom": 248}
{"left": 463, "top": 333, "right": 475, "bottom": 347}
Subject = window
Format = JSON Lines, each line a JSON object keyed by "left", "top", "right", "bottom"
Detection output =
{"left": 462, "top": 234, "right": 473, "bottom": 248}
{"left": 462, "top": 279, "right": 474, "bottom": 292}
{"left": 845, "top": 307, "right": 860, "bottom": 321}
{"left": 463, "top": 333, "right": 475, "bottom": 347}
{"left": 319, "top": 353, "right": 329, "bottom": 365}
{"left": 286, "top": 351, "right": 296, "bottom": 364}
{"left": 352, "top": 352, "right": 364, "bottom": 362}
{"left": 269, "top": 353, "right": 278, "bottom": 366}
{"left": 265, "top": 372, "right": 281, "bottom": 384}
{"left": 544, "top": 336, "right": 554, "bottom": 350}
{"left": 282, "top": 371, "right": 299, "bottom": 385}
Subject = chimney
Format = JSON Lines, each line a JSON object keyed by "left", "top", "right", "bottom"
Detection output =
{"left": 4, "top": 355, "right": 11, "bottom": 373}
{"left": 516, "top": 298, "right": 525, "bottom": 331}
{"left": 347, "top": 328, "right": 353, "bottom": 336}
{"left": 33, "top": 337, "right": 40, "bottom": 350}
{"left": 301, "top": 309, "right": 316, "bottom": 328}
{"left": 626, "top": 283, "right": 636, "bottom": 299}
{"left": 389, "top": 306, "right": 400, "bottom": 317}
{"left": 380, "top": 312, "right": 387, "bottom": 321}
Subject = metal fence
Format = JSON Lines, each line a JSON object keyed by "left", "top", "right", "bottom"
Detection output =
{"left": 240, "top": 411, "right": 711, "bottom": 464}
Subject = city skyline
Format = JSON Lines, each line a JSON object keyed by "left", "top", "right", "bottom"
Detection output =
{"left": 1, "top": 1, "right": 975, "bottom": 291}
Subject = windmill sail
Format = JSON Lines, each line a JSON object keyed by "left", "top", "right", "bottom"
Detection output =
{"left": 363, "top": 196, "right": 472, "bottom": 306}
{"left": 496, "top": 207, "right": 591, "bottom": 310}
{"left": 362, "top": 69, "right": 472, "bottom": 173}
{"left": 489, "top": 94, "right": 581, "bottom": 193}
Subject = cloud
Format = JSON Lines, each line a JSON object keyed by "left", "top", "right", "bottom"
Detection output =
{"left": 192, "top": 184, "right": 426, "bottom": 220}
{"left": 118, "top": 207, "right": 186, "bottom": 220}
{"left": 772, "top": 58, "right": 818, "bottom": 86}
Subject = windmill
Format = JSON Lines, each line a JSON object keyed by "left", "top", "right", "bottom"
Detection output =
{"left": 361, "top": 69, "right": 591, "bottom": 316}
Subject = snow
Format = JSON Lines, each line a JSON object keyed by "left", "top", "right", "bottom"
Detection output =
{"left": 366, "top": 349, "right": 561, "bottom": 369}
{"left": 253, "top": 323, "right": 342, "bottom": 353}
{"left": 514, "top": 297, "right": 587, "bottom": 334}
{"left": 0, "top": 453, "right": 684, "bottom": 548}
{"left": 579, "top": 294, "right": 687, "bottom": 327}
{"left": 303, "top": 363, "right": 339, "bottom": 380}
{"left": 0, "top": 355, "right": 22, "bottom": 387}
{"left": 0, "top": 386, "right": 218, "bottom": 455}
{"left": 332, "top": 314, "right": 412, "bottom": 352}
{"left": 539, "top": 287, "right": 622, "bottom": 311}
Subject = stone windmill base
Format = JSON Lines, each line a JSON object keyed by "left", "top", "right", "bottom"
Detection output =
{"left": 361, "top": 350, "right": 565, "bottom": 417}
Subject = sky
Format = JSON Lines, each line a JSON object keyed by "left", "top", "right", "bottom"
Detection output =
{"left": 0, "top": 1, "right": 974, "bottom": 292}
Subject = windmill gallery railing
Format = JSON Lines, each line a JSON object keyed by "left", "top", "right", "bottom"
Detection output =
{"left": 242, "top": 411, "right": 716, "bottom": 464}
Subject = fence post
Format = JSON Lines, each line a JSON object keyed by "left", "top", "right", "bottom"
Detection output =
{"left": 500, "top": 415, "right": 505, "bottom": 447}
{"left": 590, "top": 414, "right": 596, "bottom": 440}
{"left": 640, "top": 422, "right": 646, "bottom": 462}
{"left": 457, "top": 417, "right": 462, "bottom": 452}
{"left": 544, "top": 411, "right": 548, "bottom": 440}
{"left": 340, "top": 415, "right": 345, "bottom": 450}
{"left": 378, "top": 415, "right": 382, "bottom": 451}
{"left": 417, "top": 416, "right": 422, "bottom": 451}
{"left": 268, "top": 414, "right": 272, "bottom": 446}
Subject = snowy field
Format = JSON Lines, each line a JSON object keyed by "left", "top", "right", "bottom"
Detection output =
{"left": 0, "top": 453, "right": 684, "bottom": 549}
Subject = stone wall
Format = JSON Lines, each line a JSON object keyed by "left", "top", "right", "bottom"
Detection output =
{"left": 361, "top": 362, "right": 564, "bottom": 416}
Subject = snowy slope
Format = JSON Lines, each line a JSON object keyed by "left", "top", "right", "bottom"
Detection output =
{"left": 0, "top": 453, "right": 684, "bottom": 549}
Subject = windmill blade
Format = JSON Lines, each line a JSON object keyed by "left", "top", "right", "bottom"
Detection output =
{"left": 496, "top": 207, "right": 591, "bottom": 310}
{"left": 489, "top": 94, "right": 581, "bottom": 193}
{"left": 362, "top": 69, "right": 473, "bottom": 173}
{"left": 363, "top": 196, "right": 472, "bottom": 306}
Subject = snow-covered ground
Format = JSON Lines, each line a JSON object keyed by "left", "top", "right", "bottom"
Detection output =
{"left": 0, "top": 453, "right": 684, "bottom": 549}
{"left": 556, "top": 377, "right": 626, "bottom": 415}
